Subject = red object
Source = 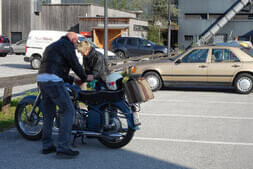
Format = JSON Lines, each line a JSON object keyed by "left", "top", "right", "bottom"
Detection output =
{"left": 80, "top": 32, "right": 92, "bottom": 37}
{"left": 25, "top": 46, "right": 28, "bottom": 54}
{"left": 0, "top": 37, "right": 4, "bottom": 43}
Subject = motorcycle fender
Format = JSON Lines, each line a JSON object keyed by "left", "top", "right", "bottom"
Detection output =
{"left": 18, "top": 95, "right": 44, "bottom": 112}
{"left": 110, "top": 101, "right": 137, "bottom": 130}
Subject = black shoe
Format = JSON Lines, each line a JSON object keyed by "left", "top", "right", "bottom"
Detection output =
{"left": 42, "top": 146, "right": 56, "bottom": 154}
{"left": 56, "top": 149, "right": 79, "bottom": 158}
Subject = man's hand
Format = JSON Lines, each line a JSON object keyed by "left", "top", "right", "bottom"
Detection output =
{"left": 74, "top": 77, "right": 83, "bottom": 86}
{"left": 86, "top": 75, "right": 94, "bottom": 82}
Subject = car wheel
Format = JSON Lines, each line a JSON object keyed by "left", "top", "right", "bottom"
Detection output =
{"left": 234, "top": 73, "right": 253, "bottom": 94}
{"left": 0, "top": 53, "right": 7, "bottom": 57}
{"left": 144, "top": 71, "right": 162, "bottom": 91}
{"left": 116, "top": 51, "right": 126, "bottom": 59}
{"left": 31, "top": 56, "right": 41, "bottom": 69}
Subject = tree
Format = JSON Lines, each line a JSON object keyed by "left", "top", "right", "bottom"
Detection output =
{"left": 147, "top": 25, "right": 164, "bottom": 45}
{"left": 152, "top": 0, "right": 178, "bottom": 25}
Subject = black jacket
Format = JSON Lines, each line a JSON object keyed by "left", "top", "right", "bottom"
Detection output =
{"left": 83, "top": 47, "right": 109, "bottom": 82}
{"left": 39, "top": 36, "right": 87, "bottom": 84}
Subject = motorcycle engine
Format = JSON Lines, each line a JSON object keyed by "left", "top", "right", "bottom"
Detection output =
{"left": 73, "top": 109, "right": 87, "bottom": 130}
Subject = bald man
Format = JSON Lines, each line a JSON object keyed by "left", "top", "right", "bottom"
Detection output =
{"left": 37, "top": 32, "right": 93, "bottom": 158}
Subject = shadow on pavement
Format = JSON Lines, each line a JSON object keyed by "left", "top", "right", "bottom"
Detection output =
{"left": 0, "top": 129, "right": 193, "bottom": 169}
{"left": 0, "top": 63, "right": 32, "bottom": 70}
{"left": 161, "top": 86, "right": 236, "bottom": 94}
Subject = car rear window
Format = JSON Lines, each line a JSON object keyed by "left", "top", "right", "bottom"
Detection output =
{"left": 0, "top": 36, "right": 9, "bottom": 43}
{"left": 240, "top": 47, "right": 253, "bottom": 57}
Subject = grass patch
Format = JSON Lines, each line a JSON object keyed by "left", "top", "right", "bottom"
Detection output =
{"left": 0, "top": 92, "right": 39, "bottom": 132}
{"left": 0, "top": 94, "right": 31, "bottom": 132}
{"left": 0, "top": 107, "right": 16, "bottom": 132}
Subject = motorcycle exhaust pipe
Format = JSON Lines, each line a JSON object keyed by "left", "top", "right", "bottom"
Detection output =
{"left": 72, "top": 130, "right": 122, "bottom": 139}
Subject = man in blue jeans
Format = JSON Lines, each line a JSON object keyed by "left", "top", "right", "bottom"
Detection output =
{"left": 37, "top": 32, "right": 93, "bottom": 158}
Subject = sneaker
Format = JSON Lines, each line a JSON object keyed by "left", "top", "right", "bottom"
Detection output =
{"left": 56, "top": 149, "right": 79, "bottom": 158}
{"left": 42, "top": 146, "right": 56, "bottom": 154}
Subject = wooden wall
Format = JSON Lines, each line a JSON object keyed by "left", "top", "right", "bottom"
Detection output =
{"left": 2, "top": 0, "right": 32, "bottom": 42}
{"left": 40, "top": 4, "right": 91, "bottom": 32}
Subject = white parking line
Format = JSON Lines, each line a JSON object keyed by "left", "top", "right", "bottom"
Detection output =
{"left": 139, "top": 113, "right": 253, "bottom": 120}
{"left": 134, "top": 137, "right": 253, "bottom": 146}
{"left": 150, "top": 99, "right": 252, "bottom": 105}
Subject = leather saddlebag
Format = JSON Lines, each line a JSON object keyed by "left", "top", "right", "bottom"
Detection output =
{"left": 124, "top": 78, "right": 154, "bottom": 104}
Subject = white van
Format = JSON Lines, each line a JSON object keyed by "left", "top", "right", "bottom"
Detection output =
{"left": 24, "top": 30, "right": 116, "bottom": 69}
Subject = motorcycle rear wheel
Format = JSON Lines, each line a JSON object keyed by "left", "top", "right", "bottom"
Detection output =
{"left": 15, "top": 99, "right": 43, "bottom": 140}
{"left": 98, "top": 105, "right": 135, "bottom": 149}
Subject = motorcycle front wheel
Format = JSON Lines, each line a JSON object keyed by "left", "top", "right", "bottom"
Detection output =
{"left": 98, "top": 105, "right": 135, "bottom": 149}
{"left": 15, "top": 99, "right": 43, "bottom": 140}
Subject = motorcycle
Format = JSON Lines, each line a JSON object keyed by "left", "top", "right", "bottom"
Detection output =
{"left": 14, "top": 77, "right": 141, "bottom": 149}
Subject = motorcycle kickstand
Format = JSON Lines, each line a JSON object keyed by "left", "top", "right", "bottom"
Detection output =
{"left": 72, "top": 134, "right": 78, "bottom": 147}
{"left": 81, "top": 135, "right": 87, "bottom": 145}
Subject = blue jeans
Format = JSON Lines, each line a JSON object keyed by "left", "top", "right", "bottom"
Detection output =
{"left": 38, "top": 81, "right": 75, "bottom": 152}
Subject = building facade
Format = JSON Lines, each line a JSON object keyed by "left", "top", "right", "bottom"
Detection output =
{"left": 1, "top": 0, "right": 148, "bottom": 45}
{"left": 178, "top": 0, "right": 253, "bottom": 49}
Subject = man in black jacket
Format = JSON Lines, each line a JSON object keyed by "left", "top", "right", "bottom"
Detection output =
{"left": 37, "top": 32, "right": 93, "bottom": 158}
{"left": 77, "top": 40, "right": 109, "bottom": 90}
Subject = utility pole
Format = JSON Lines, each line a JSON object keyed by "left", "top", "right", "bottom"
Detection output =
{"left": 167, "top": 0, "right": 171, "bottom": 57}
{"left": 104, "top": 0, "right": 108, "bottom": 60}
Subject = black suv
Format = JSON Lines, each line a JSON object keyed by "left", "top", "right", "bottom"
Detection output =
{"left": 110, "top": 37, "right": 168, "bottom": 58}
{"left": 0, "top": 35, "right": 10, "bottom": 57}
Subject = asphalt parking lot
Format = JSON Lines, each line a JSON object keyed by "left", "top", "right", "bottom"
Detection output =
{"left": 0, "top": 54, "right": 37, "bottom": 98}
{"left": 1, "top": 55, "right": 253, "bottom": 169}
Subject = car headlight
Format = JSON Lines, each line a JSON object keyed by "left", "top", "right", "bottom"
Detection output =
{"left": 131, "top": 66, "right": 137, "bottom": 73}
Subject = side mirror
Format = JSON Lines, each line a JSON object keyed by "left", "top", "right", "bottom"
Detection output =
{"left": 146, "top": 43, "right": 152, "bottom": 47}
{"left": 175, "top": 59, "right": 182, "bottom": 64}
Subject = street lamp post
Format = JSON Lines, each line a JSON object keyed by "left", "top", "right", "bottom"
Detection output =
{"left": 168, "top": 0, "right": 171, "bottom": 57}
{"left": 104, "top": 0, "right": 108, "bottom": 60}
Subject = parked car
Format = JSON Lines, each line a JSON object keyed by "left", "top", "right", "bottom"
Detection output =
{"left": 10, "top": 39, "right": 26, "bottom": 55}
{"left": 130, "top": 44, "right": 253, "bottom": 94}
{"left": 24, "top": 30, "right": 116, "bottom": 69}
{"left": 110, "top": 37, "right": 168, "bottom": 58}
{"left": 0, "top": 35, "right": 11, "bottom": 57}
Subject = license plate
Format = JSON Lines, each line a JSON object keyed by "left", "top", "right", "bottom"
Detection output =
{"left": 133, "top": 112, "right": 141, "bottom": 126}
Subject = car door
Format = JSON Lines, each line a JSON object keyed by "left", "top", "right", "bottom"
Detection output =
{"left": 172, "top": 48, "right": 209, "bottom": 82}
{"left": 15, "top": 40, "right": 26, "bottom": 53}
{"left": 125, "top": 38, "right": 140, "bottom": 57}
{"left": 208, "top": 48, "right": 242, "bottom": 83}
{"left": 138, "top": 39, "right": 154, "bottom": 55}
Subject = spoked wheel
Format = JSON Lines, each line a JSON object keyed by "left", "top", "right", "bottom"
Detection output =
{"left": 98, "top": 105, "right": 135, "bottom": 149}
{"left": 15, "top": 100, "right": 43, "bottom": 140}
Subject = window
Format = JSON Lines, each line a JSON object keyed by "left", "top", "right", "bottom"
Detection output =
{"left": 240, "top": 48, "right": 253, "bottom": 57}
{"left": 182, "top": 49, "right": 208, "bottom": 63}
{"left": 184, "top": 35, "right": 193, "bottom": 41}
{"left": 133, "top": 25, "right": 148, "bottom": 31}
{"left": 139, "top": 39, "right": 150, "bottom": 47}
{"left": 126, "top": 38, "right": 138, "bottom": 46}
{"left": 11, "top": 32, "right": 22, "bottom": 44}
{"left": 117, "top": 38, "right": 125, "bottom": 45}
{"left": 211, "top": 49, "right": 240, "bottom": 63}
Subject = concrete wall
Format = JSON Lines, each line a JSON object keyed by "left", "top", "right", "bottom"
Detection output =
{"left": 129, "top": 19, "right": 148, "bottom": 38}
{"left": 178, "top": 0, "right": 253, "bottom": 49}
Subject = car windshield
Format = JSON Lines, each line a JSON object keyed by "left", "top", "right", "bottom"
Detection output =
{"left": 170, "top": 50, "right": 188, "bottom": 61}
{"left": 78, "top": 36, "right": 97, "bottom": 48}
{"left": 240, "top": 47, "right": 253, "bottom": 57}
